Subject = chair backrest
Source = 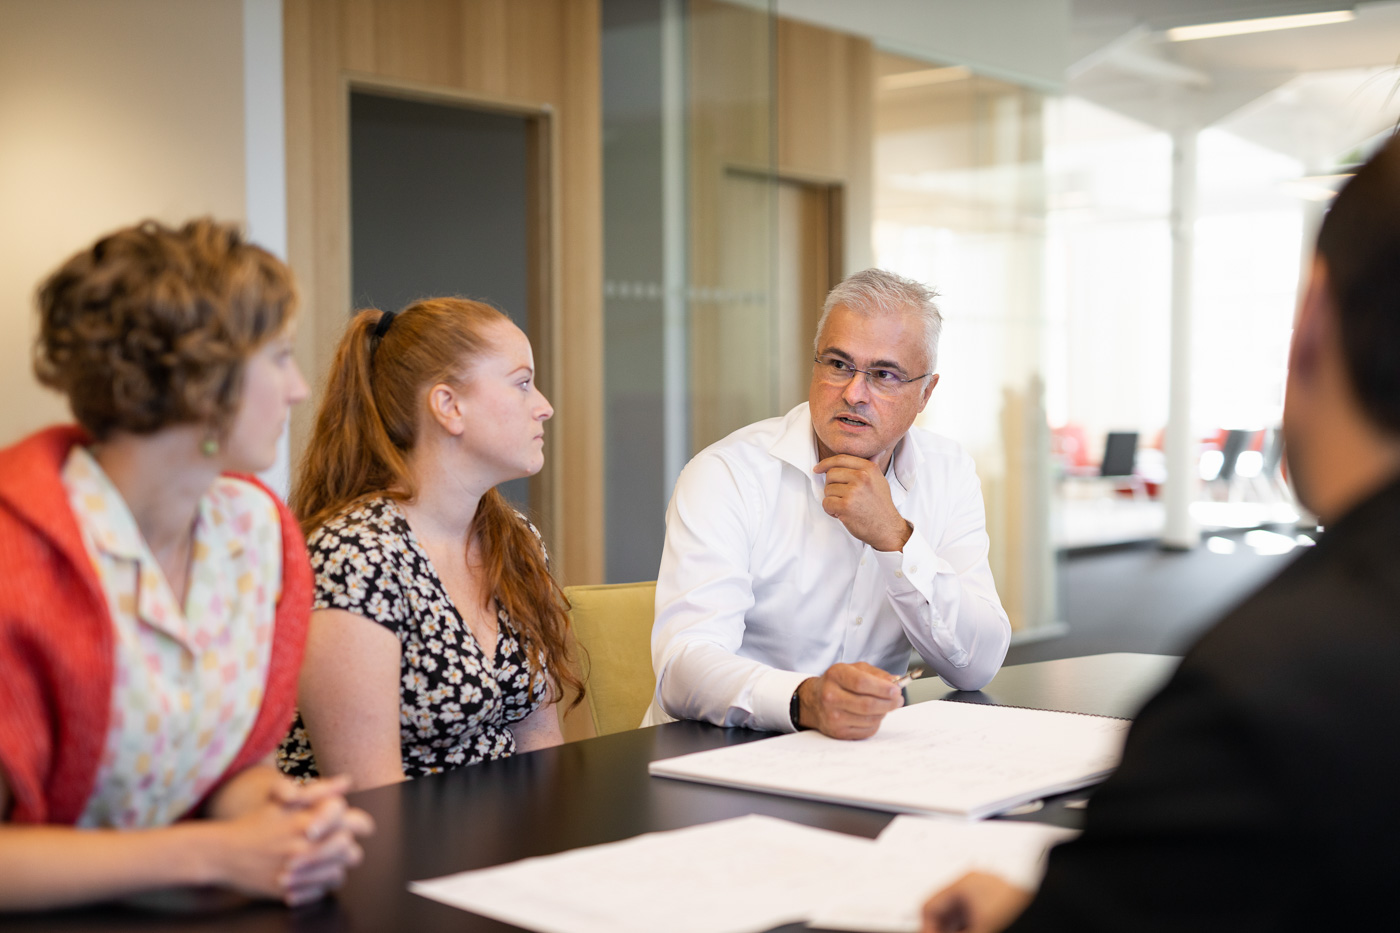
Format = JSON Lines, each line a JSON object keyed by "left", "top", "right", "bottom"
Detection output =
{"left": 1262, "top": 426, "right": 1286, "bottom": 474}
{"left": 1099, "top": 431, "right": 1139, "bottom": 477}
{"left": 564, "top": 581, "right": 658, "bottom": 737}
{"left": 1217, "top": 429, "right": 1255, "bottom": 482}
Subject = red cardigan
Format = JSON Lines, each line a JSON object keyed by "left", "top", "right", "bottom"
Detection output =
{"left": 0, "top": 426, "right": 312, "bottom": 824}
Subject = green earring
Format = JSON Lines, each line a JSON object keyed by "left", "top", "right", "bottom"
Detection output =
{"left": 201, "top": 436, "right": 219, "bottom": 457}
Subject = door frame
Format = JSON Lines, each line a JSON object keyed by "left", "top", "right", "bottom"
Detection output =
{"left": 341, "top": 73, "right": 562, "bottom": 544}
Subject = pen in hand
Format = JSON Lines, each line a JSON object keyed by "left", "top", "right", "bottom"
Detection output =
{"left": 894, "top": 670, "right": 922, "bottom": 705}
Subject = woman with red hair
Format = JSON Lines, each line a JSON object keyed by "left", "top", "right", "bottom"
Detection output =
{"left": 278, "top": 298, "right": 583, "bottom": 788}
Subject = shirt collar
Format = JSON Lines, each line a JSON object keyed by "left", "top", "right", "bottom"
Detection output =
{"left": 60, "top": 446, "right": 243, "bottom": 646}
{"left": 769, "top": 402, "right": 923, "bottom": 500}
{"left": 889, "top": 431, "right": 924, "bottom": 492}
{"left": 770, "top": 403, "right": 819, "bottom": 476}
{"left": 62, "top": 445, "right": 147, "bottom": 563}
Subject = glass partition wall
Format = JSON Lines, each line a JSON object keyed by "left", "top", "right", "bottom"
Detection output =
{"left": 601, "top": 0, "right": 1061, "bottom": 638}
{"left": 602, "top": 0, "right": 1400, "bottom": 647}
{"left": 602, "top": 0, "right": 780, "bottom": 585}
{"left": 871, "top": 54, "right": 1057, "bottom": 633}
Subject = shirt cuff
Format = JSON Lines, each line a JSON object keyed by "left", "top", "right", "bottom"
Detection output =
{"left": 873, "top": 527, "right": 951, "bottom": 601}
{"left": 751, "top": 667, "right": 815, "bottom": 733}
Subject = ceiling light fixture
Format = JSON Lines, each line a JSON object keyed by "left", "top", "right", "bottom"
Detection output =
{"left": 879, "top": 66, "right": 972, "bottom": 91}
{"left": 1166, "top": 9, "right": 1354, "bottom": 42}
{"left": 1280, "top": 173, "right": 1355, "bottom": 201}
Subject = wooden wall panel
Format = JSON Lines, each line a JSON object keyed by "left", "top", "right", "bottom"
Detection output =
{"left": 688, "top": 1, "right": 873, "bottom": 290}
{"left": 687, "top": 1, "right": 874, "bottom": 450}
{"left": 284, "top": 0, "right": 604, "bottom": 586}
{"left": 776, "top": 17, "right": 873, "bottom": 274}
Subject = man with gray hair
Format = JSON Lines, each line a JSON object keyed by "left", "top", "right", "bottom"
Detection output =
{"left": 643, "top": 269, "right": 1011, "bottom": 738}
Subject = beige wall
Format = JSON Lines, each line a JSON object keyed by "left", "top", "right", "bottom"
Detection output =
{"left": 0, "top": 0, "right": 249, "bottom": 446}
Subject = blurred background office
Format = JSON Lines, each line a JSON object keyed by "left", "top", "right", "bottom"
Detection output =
{"left": 3, "top": 0, "right": 1396, "bottom": 667}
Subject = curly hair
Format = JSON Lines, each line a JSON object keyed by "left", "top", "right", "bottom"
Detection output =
{"left": 33, "top": 218, "right": 297, "bottom": 440}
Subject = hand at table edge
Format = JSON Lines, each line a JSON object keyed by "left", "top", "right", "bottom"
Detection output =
{"left": 921, "top": 871, "right": 1033, "bottom": 933}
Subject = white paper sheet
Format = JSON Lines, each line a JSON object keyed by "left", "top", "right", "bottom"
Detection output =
{"left": 807, "top": 816, "right": 1079, "bottom": 932}
{"left": 410, "top": 815, "right": 877, "bottom": 933}
{"left": 649, "top": 700, "right": 1130, "bottom": 819}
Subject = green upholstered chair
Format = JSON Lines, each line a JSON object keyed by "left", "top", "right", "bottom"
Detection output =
{"left": 564, "top": 581, "right": 658, "bottom": 737}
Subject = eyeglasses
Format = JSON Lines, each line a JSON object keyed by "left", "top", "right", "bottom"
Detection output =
{"left": 813, "top": 356, "right": 931, "bottom": 396}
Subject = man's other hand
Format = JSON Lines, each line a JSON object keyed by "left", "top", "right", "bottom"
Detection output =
{"left": 814, "top": 455, "right": 913, "bottom": 552}
{"left": 796, "top": 662, "right": 903, "bottom": 739}
{"left": 921, "top": 872, "right": 1033, "bottom": 933}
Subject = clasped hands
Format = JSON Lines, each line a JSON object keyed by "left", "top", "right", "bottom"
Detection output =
{"left": 208, "top": 769, "right": 375, "bottom": 907}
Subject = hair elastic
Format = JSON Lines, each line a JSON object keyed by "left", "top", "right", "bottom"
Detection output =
{"left": 373, "top": 309, "right": 396, "bottom": 340}
{"left": 370, "top": 309, "right": 396, "bottom": 363}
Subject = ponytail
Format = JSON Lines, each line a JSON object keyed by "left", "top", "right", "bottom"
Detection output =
{"left": 290, "top": 309, "right": 412, "bottom": 536}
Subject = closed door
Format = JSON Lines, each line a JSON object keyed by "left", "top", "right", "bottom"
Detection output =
{"left": 350, "top": 88, "right": 545, "bottom": 512}
{"left": 690, "top": 171, "right": 840, "bottom": 451}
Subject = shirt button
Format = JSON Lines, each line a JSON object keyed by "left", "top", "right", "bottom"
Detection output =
{"left": 909, "top": 565, "right": 918, "bottom": 574}
{"left": 854, "top": 616, "right": 863, "bottom": 626}
{"left": 860, "top": 558, "right": 866, "bottom": 567}
{"left": 894, "top": 570, "right": 903, "bottom": 578}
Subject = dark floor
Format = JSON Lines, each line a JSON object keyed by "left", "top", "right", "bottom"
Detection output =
{"left": 1004, "top": 529, "right": 1306, "bottom": 666}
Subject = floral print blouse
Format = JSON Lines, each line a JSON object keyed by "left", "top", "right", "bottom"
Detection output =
{"left": 63, "top": 446, "right": 281, "bottom": 827}
{"left": 278, "top": 497, "right": 549, "bottom": 779}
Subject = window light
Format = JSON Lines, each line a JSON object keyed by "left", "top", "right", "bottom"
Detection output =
{"left": 1167, "top": 10, "right": 1354, "bottom": 42}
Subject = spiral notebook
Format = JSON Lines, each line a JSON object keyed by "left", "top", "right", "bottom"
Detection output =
{"left": 648, "top": 698, "right": 1130, "bottom": 820}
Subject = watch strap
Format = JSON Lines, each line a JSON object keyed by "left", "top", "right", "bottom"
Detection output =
{"left": 789, "top": 687, "right": 806, "bottom": 731}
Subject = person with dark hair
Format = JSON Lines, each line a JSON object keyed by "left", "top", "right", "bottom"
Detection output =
{"left": 0, "top": 219, "right": 372, "bottom": 911}
{"left": 922, "top": 136, "right": 1400, "bottom": 932}
{"left": 645, "top": 269, "right": 1010, "bottom": 739}
{"left": 277, "top": 298, "right": 583, "bottom": 789}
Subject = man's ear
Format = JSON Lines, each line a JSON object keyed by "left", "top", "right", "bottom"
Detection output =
{"left": 918, "top": 373, "right": 940, "bottom": 412}
{"left": 425, "top": 382, "right": 467, "bottom": 437}
{"left": 1290, "top": 258, "right": 1333, "bottom": 381}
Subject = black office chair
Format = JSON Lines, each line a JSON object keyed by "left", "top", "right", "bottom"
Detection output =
{"left": 1098, "top": 431, "right": 1147, "bottom": 498}
{"left": 1255, "top": 426, "right": 1290, "bottom": 502}
{"left": 1099, "top": 432, "right": 1139, "bottom": 478}
{"left": 1213, "top": 429, "right": 1258, "bottom": 501}
{"left": 1216, "top": 430, "right": 1252, "bottom": 483}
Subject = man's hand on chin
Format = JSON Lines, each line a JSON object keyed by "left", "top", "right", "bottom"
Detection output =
{"left": 815, "top": 454, "right": 914, "bottom": 551}
{"left": 796, "top": 662, "right": 904, "bottom": 739}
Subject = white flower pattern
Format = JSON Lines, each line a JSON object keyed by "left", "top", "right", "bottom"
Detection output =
{"left": 278, "top": 497, "right": 548, "bottom": 779}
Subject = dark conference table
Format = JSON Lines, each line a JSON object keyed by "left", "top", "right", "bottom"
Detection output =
{"left": 15, "top": 652, "right": 1179, "bottom": 933}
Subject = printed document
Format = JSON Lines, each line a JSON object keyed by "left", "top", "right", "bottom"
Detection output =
{"left": 809, "top": 816, "right": 1078, "bottom": 932}
{"left": 411, "top": 815, "right": 874, "bottom": 933}
{"left": 648, "top": 699, "right": 1129, "bottom": 819}
{"left": 410, "top": 813, "right": 1079, "bottom": 933}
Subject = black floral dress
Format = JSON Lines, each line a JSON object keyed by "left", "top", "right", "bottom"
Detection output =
{"left": 278, "top": 497, "right": 549, "bottom": 779}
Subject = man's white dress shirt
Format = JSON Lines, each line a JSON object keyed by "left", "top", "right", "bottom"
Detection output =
{"left": 642, "top": 402, "right": 1011, "bottom": 732}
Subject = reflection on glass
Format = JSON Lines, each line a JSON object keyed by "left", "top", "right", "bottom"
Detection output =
{"left": 873, "top": 52, "right": 1055, "bottom": 633}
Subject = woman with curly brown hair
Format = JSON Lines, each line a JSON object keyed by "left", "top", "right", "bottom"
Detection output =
{"left": 277, "top": 298, "right": 583, "bottom": 789}
{"left": 0, "top": 219, "right": 372, "bottom": 911}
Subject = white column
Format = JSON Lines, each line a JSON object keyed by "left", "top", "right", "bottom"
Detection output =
{"left": 244, "top": 0, "right": 292, "bottom": 499}
{"left": 1162, "top": 126, "right": 1199, "bottom": 550}
{"left": 661, "top": 0, "right": 690, "bottom": 501}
